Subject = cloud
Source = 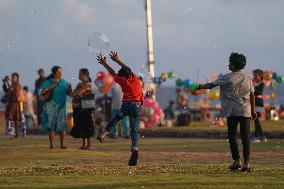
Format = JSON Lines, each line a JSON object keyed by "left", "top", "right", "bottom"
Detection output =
{"left": 62, "top": 0, "right": 97, "bottom": 25}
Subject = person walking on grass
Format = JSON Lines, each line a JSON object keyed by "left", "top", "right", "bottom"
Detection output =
{"left": 40, "top": 66, "right": 72, "bottom": 149}
{"left": 96, "top": 51, "right": 143, "bottom": 166}
{"left": 2, "top": 73, "right": 25, "bottom": 138}
{"left": 252, "top": 69, "right": 267, "bottom": 142}
{"left": 34, "top": 68, "right": 46, "bottom": 127}
{"left": 196, "top": 52, "right": 257, "bottom": 172}
{"left": 70, "top": 68, "right": 95, "bottom": 150}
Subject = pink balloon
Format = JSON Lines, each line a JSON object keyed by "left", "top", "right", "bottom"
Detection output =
{"left": 151, "top": 115, "right": 160, "bottom": 123}
{"left": 95, "top": 71, "right": 106, "bottom": 83}
{"left": 144, "top": 98, "right": 153, "bottom": 106}
{"left": 157, "top": 108, "right": 163, "bottom": 115}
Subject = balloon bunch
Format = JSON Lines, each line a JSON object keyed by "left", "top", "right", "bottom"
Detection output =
{"left": 175, "top": 78, "right": 201, "bottom": 96}
{"left": 152, "top": 72, "right": 176, "bottom": 85}
{"left": 94, "top": 71, "right": 114, "bottom": 93}
{"left": 142, "top": 98, "right": 164, "bottom": 127}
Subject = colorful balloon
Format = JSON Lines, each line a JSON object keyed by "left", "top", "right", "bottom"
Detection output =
{"left": 168, "top": 72, "right": 176, "bottom": 79}
{"left": 153, "top": 77, "right": 162, "bottom": 84}
{"left": 94, "top": 71, "right": 114, "bottom": 93}
{"left": 142, "top": 97, "right": 163, "bottom": 127}
{"left": 183, "top": 79, "right": 191, "bottom": 88}
{"left": 209, "top": 90, "right": 220, "bottom": 100}
{"left": 192, "top": 89, "right": 202, "bottom": 96}
{"left": 189, "top": 83, "right": 198, "bottom": 91}
{"left": 211, "top": 75, "right": 217, "bottom": 82}
{"left": 276, "top": 76, "right": 283, "bottom": 84}
{"left": 161, "top": 72, "right": 168, "bottom": 81}
{"left": 176, "top": 79, "right": 184, "bottom": 88}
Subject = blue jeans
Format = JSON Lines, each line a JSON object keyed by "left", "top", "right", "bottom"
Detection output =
{"left": 110, "top": 109, "right": 129, "bottom": 138}
{"left": 105, "top": 101, "right": 142, "bottom": 150}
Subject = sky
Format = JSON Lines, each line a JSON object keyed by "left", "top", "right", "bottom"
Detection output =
{"left": 0, "top": 0, "right": 284, "bottom": 90}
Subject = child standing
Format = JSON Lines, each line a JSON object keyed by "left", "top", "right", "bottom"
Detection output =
{"left": 252, "top": 69, "right": 267, "bottom": 142}
{"left": 96, "top": 51, "right": 143, "bottom": 166}
{"left": 197, "top": 52, "right": 257, "bottom": 172}
{"left": 70, "top": 68, "right": 95, "bottom": 150}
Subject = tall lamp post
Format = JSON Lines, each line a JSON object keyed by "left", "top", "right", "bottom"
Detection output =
{"left": 145, "top": 0, "right": 155, "bottom": 78}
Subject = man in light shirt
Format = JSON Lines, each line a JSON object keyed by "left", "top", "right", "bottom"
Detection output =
{"left": 110, "top": 82, "right": 129, "bottom": 139}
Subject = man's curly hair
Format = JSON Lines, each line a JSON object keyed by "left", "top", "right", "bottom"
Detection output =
{"left": 229, "top": 52, "right": 246, "bottom": 70}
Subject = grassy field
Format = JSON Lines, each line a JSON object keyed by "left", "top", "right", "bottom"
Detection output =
{"left": 0, "top": 134, "right": 283, "bottom": 189}
{"left": 175, "top": 119, "right": 284, "bottom": 131}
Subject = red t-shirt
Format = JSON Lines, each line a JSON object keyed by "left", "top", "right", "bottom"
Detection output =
{"left": 114, "top": 74, "right": 144, "bottom": 104}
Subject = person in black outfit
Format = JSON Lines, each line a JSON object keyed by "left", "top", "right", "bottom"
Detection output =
{"left": 34, "top": 68, "right": 46, "bottom": 126}
{"left": 70, "top": 68, "right": 95, "bottom": 150}
{"left": 252, "top": 69, "right": 267, "bottom": 142}
{"left": 197, "top": 53, "right": 257, "bottom": 172}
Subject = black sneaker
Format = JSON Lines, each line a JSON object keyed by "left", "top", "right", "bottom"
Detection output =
{"left": 128, "top": 150, "right": 138, "bottom": 166}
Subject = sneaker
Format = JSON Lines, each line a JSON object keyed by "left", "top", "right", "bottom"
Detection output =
{"left": 251, "top": 137, "right": 260, "bottom": 143}
{"left": 228, "top": 161, "right": 242, "bottom": 171}
{"left": 259, "top": 136, "right": 267, "bottom": 142}
{"left": 85, "top": 146, "right": 94, "bottom": 150}
{"left": 96, "top": 131, "right": 109, "bottom": 143}
{"left": 128, "top": 149, "right": 138, "bottom": 166}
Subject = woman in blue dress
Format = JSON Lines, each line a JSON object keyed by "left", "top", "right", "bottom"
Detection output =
{"left": 39, "top": 66, "right": 72, "bottom": 149}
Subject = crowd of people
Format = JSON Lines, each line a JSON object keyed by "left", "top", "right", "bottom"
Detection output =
{"left": 1, "top": 51, "right": 272, "bottom": 169}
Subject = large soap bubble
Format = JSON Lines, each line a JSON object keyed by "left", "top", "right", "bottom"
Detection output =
{"left": 88, "top": 32, "right": 109, "bottom": 56}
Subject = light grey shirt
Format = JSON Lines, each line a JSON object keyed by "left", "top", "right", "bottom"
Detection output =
{"left": 110, "top": 83, "right": 123, "bottom": 110}
{"left": 213, "top": 71, "right": 254, "bottom": 118}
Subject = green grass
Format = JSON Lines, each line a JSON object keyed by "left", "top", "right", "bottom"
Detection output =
{"left": 184, "top": 120, "right": 284, "bottom": 131}
{"left": 0, "top": 135, "right": 283, "bottom": 189}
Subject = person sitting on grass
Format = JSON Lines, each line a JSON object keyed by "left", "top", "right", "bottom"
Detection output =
{"left": 96, "top": 51, "right": 143, "bottom": 166}
{"left": 196, "top": 52, "right": 257, "bottom": 172}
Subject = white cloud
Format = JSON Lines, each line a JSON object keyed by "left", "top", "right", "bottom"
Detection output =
{"left": 62, "top": 0, "right": 97, "bottom": 25}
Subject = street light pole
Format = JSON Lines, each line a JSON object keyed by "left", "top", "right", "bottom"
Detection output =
{"left": 145, "top": 0, "right": 155, "bottom": 78}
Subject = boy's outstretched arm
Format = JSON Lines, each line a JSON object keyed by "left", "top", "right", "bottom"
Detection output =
{"left": 96, "top": 54, "right": 117, "bottom": 77}
{"left": 197, "top": 83, "right": 216, "bottom": 90}
{"left": 109, "top": 51, "right": 131, "bottom": 70}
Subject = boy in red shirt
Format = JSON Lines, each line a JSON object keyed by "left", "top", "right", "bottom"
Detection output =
{"left": 96, "top": 51, "right": 143, "bottom": 166}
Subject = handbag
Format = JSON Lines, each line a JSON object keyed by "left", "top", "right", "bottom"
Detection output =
{"left": 81, "top": 93, "right": 95, "bottom": 110}
{"left": 39, "top": 89, "right": 53, "bottom": 103}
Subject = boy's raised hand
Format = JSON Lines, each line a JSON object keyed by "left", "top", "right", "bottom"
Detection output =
{"left": 109, "top": 51, "right": 120, "bottom": 63}
{"left": 96, "top": 54, "right": 107, "bottom": 65}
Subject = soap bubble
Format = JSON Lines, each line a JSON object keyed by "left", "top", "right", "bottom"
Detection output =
{"left": 1, "top": 43, "right": 16, "bottom": 55}
{"left": 138, "top": 64, "right": 153, "bottom": 93}
{"left": 88, "top": 32, "right": 109, "bottom": 56}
